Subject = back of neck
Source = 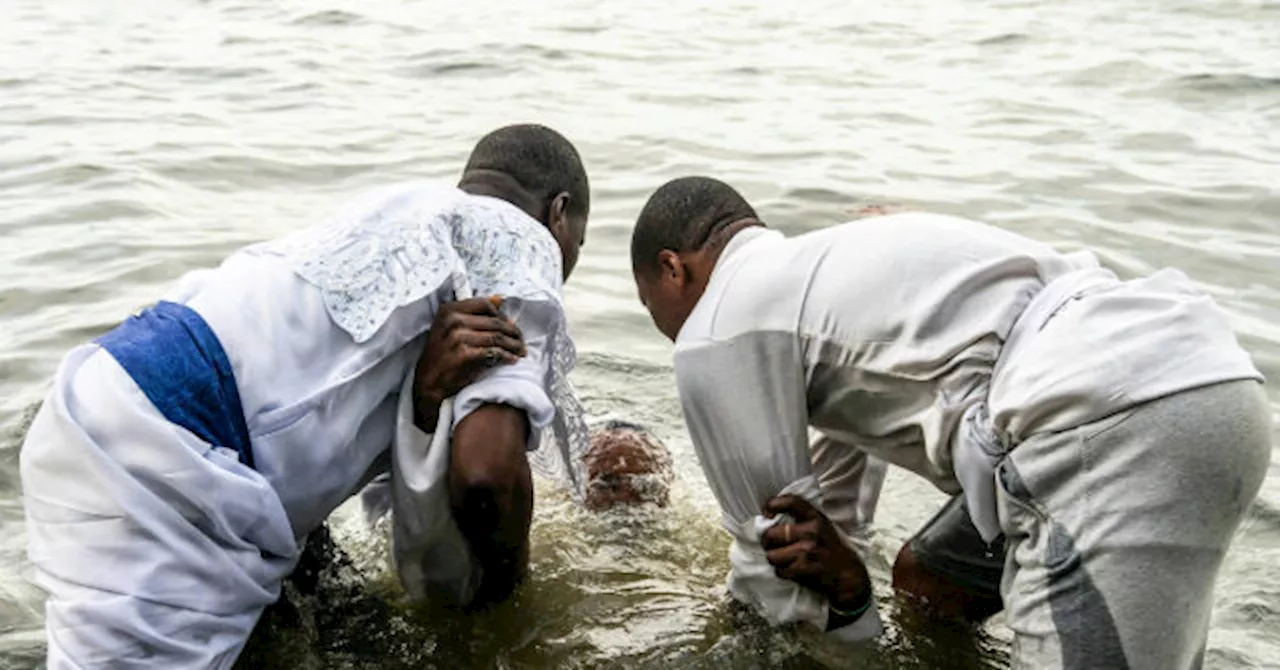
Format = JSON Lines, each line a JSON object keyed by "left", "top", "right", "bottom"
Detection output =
{"left": 458, "top": 170, "right": 543, "bottom": 223}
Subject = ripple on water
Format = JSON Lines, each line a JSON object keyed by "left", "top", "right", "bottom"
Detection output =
{"left": 2, "top": 0, "right": 1278, "bottom": 667}
{"left": 974, "top": 32, "right": 1030, "bottom": 46}
{"left": 290, "top": 9, "right": 368, "bottom": 26}
{"left": 782, "top": 186, "right": 861, "bottom": 206}
{"left": 121, "top": 63, "right": 274, "bottom": 82}
{"left": 394, "top": 44, "right": 573, "bottom": 79}
{"left": 0, "top": 160, "right": 119, "bottom": 195}
{"left": 143, "top": 154, "right": 416, "bottom": 191}
{"left": 1173, "top": 73, "right": 1280, "bottom": 94}
{"left": 1241, "top": 498, "right": 1280, "bottom": 539}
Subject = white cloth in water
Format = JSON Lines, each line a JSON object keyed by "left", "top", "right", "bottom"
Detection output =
{"left": 20, "top": 182, "right": 589, "bottom": 667}
{"left": 386, "top": 375, "right": 480, "bottom": 604}
{"left": 23, "top": 345, "right": 299, "bottom": 669}
{"left": 725, "top": 476, "right": 883, "bottom": 642}
{"left": 382, "top": 278, "right": 574, "bottom": 604}
{"left": 676, "top": 326, "right": 885, "bottom": 638}
{"left": 674, "top": 213, "right": 1261, "bottom": 641}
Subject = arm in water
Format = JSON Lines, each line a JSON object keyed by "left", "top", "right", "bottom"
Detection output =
{"left": 449, "top": 404, "right": 533, "bottom": 604}
{"left": 432, "top": 296, "right": 560, "bottom": 605}
{"left": 674, "top": 337, "right": 882, "bottom": 639}
{"left": 401, "top": 295, "right": 533, "bottom": 603}
{"left": 761, "top": 495, "right": 875, "bottom": 631}
{"left": 357, "top": 296, "right": 526, "bottom": 529}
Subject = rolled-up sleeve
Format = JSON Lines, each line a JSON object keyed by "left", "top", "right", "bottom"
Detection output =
{"left": 675, "top": 332, "right": 883, "bottom": 641}
{"left": 450, "top": 298, "right": 558, "bottom": 450}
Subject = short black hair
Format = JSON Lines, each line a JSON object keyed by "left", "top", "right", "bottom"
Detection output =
{"left": 630, "top": 176, "right": 758, "bottom": 275}
{"left": 463, "top": 124, "right": 590, "bottom": 219}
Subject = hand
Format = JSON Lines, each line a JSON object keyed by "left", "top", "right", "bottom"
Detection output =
{"left": 413, "top": 296, "right": 526, "bottom": 430}
{"left": 761, "top": 495, "right": 873, "bottom": 617}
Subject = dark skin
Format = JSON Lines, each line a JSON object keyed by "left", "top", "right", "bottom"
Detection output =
{"left": 632, "top": 217, "right": 761, "bottom": 341}
{"left": 892, "top": 543, "right": 1004, "bottom": 623}
{"left": 409, "top": 169, "right": 587, "bottom": 606}
{"left": 764, "top": 497, "right": 1003, "bottom": 627}
{"left": 762, "top": 495, "right": 874, "bottom": 630}
{"left": 448, "top": 404, "right": 533, "bottom": 605}
{"left": 412, "top": 296, "right": 526, "bottom": 432}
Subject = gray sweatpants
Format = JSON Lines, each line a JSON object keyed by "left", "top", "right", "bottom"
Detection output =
{"left": 996, "top": 380, "right": 1272, "bottom": 670}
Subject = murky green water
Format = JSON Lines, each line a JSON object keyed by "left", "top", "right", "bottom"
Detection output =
{"left": 1, "top": 0, "right": 1277, "bottom": 667}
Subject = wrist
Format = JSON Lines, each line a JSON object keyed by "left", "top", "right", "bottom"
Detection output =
{"left": 830, "top": 565, "right": 873, "bottom": 613}
{"left": 826, "top": 567, "right": 874, "bottom": 632}
{"left": 413, "top": 373, "right": 447, "bottom": 431}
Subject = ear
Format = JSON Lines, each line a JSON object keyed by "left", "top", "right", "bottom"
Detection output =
{"left": 656, "top": 250, "right": 687, "bottom": 287}
{"left": 547, "top": 191, "right": 571, "bottom": 232}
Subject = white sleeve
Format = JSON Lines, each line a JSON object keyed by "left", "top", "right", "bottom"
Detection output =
{"left": 387, "top": 376, "right": 481, "bottom": 604}
{"left": 451, "top": 298, "right": 558, "bottom": 451}
{"left": 675, "top": 334, "right": 812, "bottom": 524}
{"left": 811, "top": 436, "right": 889, "bottom": 555}
{"left": 675, "top": 333, "right": 883, "bottom": 641}
{"left": 388, "top": 298, "right": 561, "bottom": 605}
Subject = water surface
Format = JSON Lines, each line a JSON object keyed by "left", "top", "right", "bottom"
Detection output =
{"left": 1, "top": 0, "right": 1277, "bottom": 667}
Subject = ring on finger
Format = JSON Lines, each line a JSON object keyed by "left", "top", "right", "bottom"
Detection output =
{"left": 484, "top": 348, "right": 499, "bottom": 367}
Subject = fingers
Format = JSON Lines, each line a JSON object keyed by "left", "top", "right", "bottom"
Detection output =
{"left": 447, "top": 312, "right": 523, "bottom": 341}
{"left": 775, "top": 553, "right": 828, "bottom": 583}
{"left": 765, "top": 541, "right": 812, "bottom": 568}
{"left": 761, "top": 520, "right": 820, "bottom": 550}
{"left": 763, "top": 495, "right": 821, "bottom": 523}
{"left": 766, "top": 540, "right": 834, "bottom": 585}
{"left": 457, "top": 330, "right": 527, "bottom": 357}
{"left": 461, "top": 344, "right": 520, "bottom": 369}
{"left": 760, "top": 523, "right": 788, "bottom": 550}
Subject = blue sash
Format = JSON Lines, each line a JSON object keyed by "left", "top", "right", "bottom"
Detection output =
{"left": 95, "top": 301, "right": 254, "bottom": 469}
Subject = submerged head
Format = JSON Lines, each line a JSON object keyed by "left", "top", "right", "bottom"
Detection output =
{"left": 460, "top": 124, "right": 590, "bottom": 280}
{"left": 629, "top": 176, "right": 762, "bottom": 340}
{"left": 583, "top": 420, "right": 675, "bottom": 510}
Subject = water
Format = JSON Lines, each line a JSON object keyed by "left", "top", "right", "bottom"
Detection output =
{"left": 0, "top": 0, "right": 1277, "bottom": 667}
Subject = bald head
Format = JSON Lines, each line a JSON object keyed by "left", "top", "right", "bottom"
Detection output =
{"left": 630, "top": 176, "right": 759, "bottom": 277}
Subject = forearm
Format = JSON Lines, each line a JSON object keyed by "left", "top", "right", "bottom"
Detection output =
{"left": 449, "top": 403, "right": 533, "bottom": 605}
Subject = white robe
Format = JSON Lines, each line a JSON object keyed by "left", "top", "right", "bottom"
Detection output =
{"left": 673, "top": 215, "right": 1261, "bottom": 640}
{"left": 20, "top": 183, "right": 588, "bottom": 668}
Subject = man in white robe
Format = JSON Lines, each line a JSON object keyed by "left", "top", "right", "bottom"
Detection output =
{"left": 20, "top": 124, "right": 593, "bottom": 668}
{"left": 629, "top": 176, "right": 1271, "bottom": 669}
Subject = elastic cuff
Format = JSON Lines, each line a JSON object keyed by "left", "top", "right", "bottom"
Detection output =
{"left": 826, "top": 598, "right": 883, "bottom": 642}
